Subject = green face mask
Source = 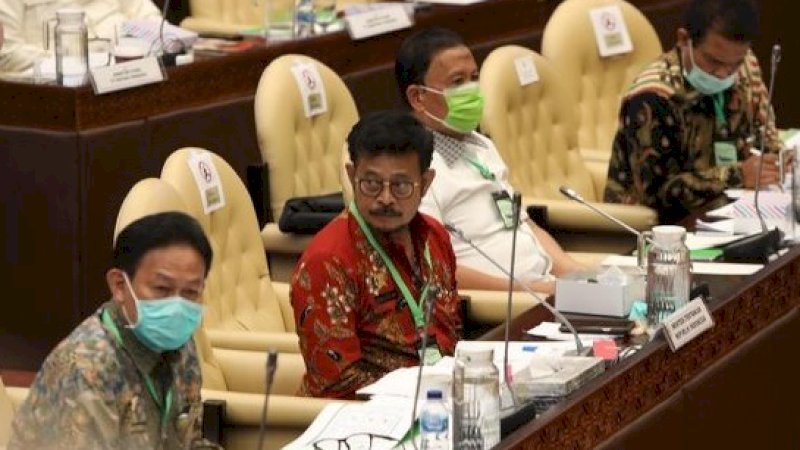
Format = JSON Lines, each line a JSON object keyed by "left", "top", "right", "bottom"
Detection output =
{"left": 423, "top": 82, "right": 485, "bottom": 134}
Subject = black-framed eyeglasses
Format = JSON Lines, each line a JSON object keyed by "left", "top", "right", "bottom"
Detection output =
{"left": 356, "top": 178, "right": 420, "bottom": 199}
{"left": 311, "top": 432, "right": 398, "bottom": 450}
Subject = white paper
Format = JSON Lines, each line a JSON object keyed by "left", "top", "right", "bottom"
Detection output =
{"left": 694, "top": 218, "right": 735, "bottom": 235}
{"left": 513, "top": 55, "right": 539, "bottom": 86}
{"left": 418, "top": 0, "right": 485, "bottom": 5}
{"left": 344, "top": 3, "right": 413, "bottom": 40}
{"left": 290, "top": 61, "right": 328, "bottom": 118}
{"left": 684, "top": 231, "right": 744, "bottom": 250}
{"left": 589, "top": 5, "right": 633, "bottom": 57}
{"left": 601, "top": 255, "right": 763, "bottom": 275}
{"left": 283, "top": 397, "right": 413, "bottom": 450}
{"left": 187, "top": 151, "right": 226, "bottom": 214}
{"left": 121, "top": 19, "right": 198, "bottom": 53}
{"left": 356, "top": 359, "right": 453, "bottom": 400}
{"left": 526, "top": 321, "right": 607, "bottom": 343}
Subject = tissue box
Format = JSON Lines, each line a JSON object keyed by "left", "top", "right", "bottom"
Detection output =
{"left": 555, "top": 270, "right": 644, "bottom": 317}
{"left": 511, "top": 356, "right": 605, "bottom": 415}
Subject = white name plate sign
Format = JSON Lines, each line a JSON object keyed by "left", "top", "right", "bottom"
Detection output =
{"left": 345, "top": 4, "right": 412, "bottom": 40}
{"left": 663, "top": 297, "right": 715, "bottom": 352}
{"left": 90, "top": 56, "right": 166, "bottom": 95}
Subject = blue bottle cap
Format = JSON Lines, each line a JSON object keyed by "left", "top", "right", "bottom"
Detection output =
{"left": 426, "top": 389, "right": 443, "bottom": 399}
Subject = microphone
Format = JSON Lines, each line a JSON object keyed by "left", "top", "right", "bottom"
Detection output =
{"left": 256, "top": 350, "right": 279, "bottom": 450}
{"left": 503, "top": 192, "right": 522, "bottom": 402}
{"left": 409, "top": 284, "right": 440, "bottom": 444}
{"left": 558, "top": 186, "right": 653, "bottom": 267}
{"left": 726, "top": 44, "right": 784, "bottom": 263}
{"left": 444, "top": 223, "right": 589, "bottom": 356}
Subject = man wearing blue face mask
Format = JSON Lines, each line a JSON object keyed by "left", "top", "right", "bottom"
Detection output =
{"left": 396, "top": 27, "right": 585, "bottom": 295}
{"left": 604, "top": 0, "right": 784, "bottom": 224}
{"left": 8, "top": 212, "right": 219, "bottom": 449}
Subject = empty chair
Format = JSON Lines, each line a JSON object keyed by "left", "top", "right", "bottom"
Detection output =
{"left": 255, "top": 54, "right": 359, "bottom": 281}
{"left": 479, "top": 45, "right": 656, "bottom": 252}
{"left": 542, "top": 0, "right": 663, "bottom": 190}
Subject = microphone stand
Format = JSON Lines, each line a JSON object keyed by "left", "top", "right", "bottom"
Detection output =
{"left": 503, "top": 192, "right": 522, "bottom": 407}
{"left": 444, "top": 224, "right": 588, "bottom": 356}
{"left": 410, "top": 286, "right": 438, "bottom": 450}
{"left": 257, "top": 350, "right": 279, "bottom": 450}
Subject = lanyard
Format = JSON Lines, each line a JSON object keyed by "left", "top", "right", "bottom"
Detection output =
{"left": 464, "top": 156, "right": 495, "bottom": 181}
{"left": 712, "top": 93, "right": 727, "bottom": 128}
{"left": 101, "top": 308, "right": 174, "bottom": 437}
{"left": 349, "top": 202, "right": 432, "bottom": 328}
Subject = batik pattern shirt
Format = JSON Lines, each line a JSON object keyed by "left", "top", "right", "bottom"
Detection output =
{"left": 8, "top": 302, "right": 212, "bottom": 450}
{"left": 604, "top": 48, "right": 781, "bottom": 223}
{"left": 291, "top": 211, "right": 462, "bottom": 399}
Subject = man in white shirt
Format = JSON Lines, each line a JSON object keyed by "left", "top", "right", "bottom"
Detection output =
{"left": 0, "top": 0, "right": 160, "bottom": 75}
{"left": 395, "top": 27, "right": 584, "bottom": 294}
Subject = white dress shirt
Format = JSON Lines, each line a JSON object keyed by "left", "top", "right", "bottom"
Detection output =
{"left": 420, "top": 130, "right": 553, "bottom": 284}
{"left": 0, "top": 0, "right": 160, "bottom": 74}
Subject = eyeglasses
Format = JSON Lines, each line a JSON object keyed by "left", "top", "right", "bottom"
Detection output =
{"left": 311, "top": 432, "right": 399, "bottom": 450}
{"left": 356, "top": 178, "right": 420, "bottom": 199}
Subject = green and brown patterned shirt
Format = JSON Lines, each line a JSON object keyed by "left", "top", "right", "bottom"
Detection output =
{"left": 8, "top": 302, "right": 212, "bottom": 450}
{"left": 604, "top": 48, "right": 781, "bottom": 223}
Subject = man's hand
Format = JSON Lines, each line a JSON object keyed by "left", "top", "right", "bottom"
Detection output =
{"left": 742, "top": 153, "right": 780, "bottom": 188}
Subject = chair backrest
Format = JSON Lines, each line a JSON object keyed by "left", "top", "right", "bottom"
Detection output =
{"left": 1, "top": 377, "right": 14, "bottom": 447}
{"left": 255, "top": 54, "right": 358, "bottom": 222}
{"left": 160, "top": 148, "right": 291, "bottom": 334}
{"left": 113, "top": 178, "right": 189, "bottom": 243}
{"left": 181, "top": 0, "right": 263, "bottom": 33}
{"left": 479, "top": 46, "right": 597, "bottom": 201}
{"left": 542, "top": 0, "right": 662, "bottom": 154}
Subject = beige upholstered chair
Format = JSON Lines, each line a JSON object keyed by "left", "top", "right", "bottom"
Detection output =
{"left": 180, "top": 0, "right": 264, "bottom": 34}
{"left": 113, "top": 178, "right": 190, "bottom": 242}
{"left": 255, "top": 54, "right": 359, "bottom": 282}
{"left": 479, "top": 46, "right": 656, "bottom": 252}
{"left": 195, "top": 329, "right": 344, "bottom": 450}
{"left": 542, "top": 0, "right": 663, "bottom": 191}
{"left": 0, "top": 377, "right": 28, "bottom": 449}
{"left": 159, "top": 148, "right": 299, "bottom": 353}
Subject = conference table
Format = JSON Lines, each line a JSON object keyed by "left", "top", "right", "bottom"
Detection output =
{"left": 481, "top": 246, "right": 800, "bottom": 449}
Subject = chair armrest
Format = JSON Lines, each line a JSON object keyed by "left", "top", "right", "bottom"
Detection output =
{"left": 206, "top": 329, "right": 300, "bottom": 353}
{"left": 213, "top": 349, "right": 307, "bottom": 396}
{"left": 200, "top": 389, "right": 352, "bottom": 428}
{"left": 566, "top": 252, "right": 613, "bottom": 269}
{"left": 271, "top": 282, "right": 296, "bottom": 333}
{"left": 5, "top": 387, "right": 28, "bottom": 409}
{"left": 179, "top": 17, "right": 254, "bottom": 35}
{"left": 460, "top": 289, "right": 541, "bottom": 325}
{"left": 579, "top": 148, "right": 610, "bottom": 164}
{"left": 261, "top": 223, "right": 314, "bottom": 255}
{"left": 524, "top": 198, "right": 656, "bottom": 232}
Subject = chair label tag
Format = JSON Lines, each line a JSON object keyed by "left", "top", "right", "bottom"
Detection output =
{"left": 188, "top": 150, "right": 226, "bottom": 214}
{"left": 663, "top": 297, "right": 714, "bottom": 352}
{"left": 589, "top": 5, "right": 633, "bottom": 57}
{"left": 291, "top": 61, "right": 328, "bottom": 118}
{"left": 514, "top": 55, "right": 539, "bottom": 86}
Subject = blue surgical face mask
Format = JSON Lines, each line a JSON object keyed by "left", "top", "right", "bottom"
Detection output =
{"left": 684, "top": 40, "right": 737, "bottom": 95}
{"left": 122, "top": 273, "right": 203, "bottom": 352}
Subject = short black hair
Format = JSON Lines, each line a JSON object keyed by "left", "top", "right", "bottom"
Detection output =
{"left": 683, "top": 0, "right": 759, "bottom": 44}
{"left": 113, "top": 211, "right": 213, "bottom": 277}
{"left": 347, "top": 110, "right": 434, "bottom": 172}
{"left": 395, "top": 27, "right": 466, "bottom": 107}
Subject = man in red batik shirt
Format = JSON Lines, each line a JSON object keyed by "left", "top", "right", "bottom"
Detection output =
{"left": 290, "top": 110, "right": 462, "bottom": 399}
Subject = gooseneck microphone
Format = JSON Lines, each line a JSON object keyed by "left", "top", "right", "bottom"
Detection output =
{"left": 726, "top": 45, "right": 784, "bottom": 263}
{"left": 444, "top": 223, "right": 588, "bottom": 356}
{"left": 410, "top": 285, "right": 440, "bottom": 447}
{"left": 503, "top": 192, "right": 522, "bottom": 401}
{"left": 558, "top": 186, "right": 655, "bottom": 267}
{"left": 257, "top": 350, "right": 279, "bottom": 450}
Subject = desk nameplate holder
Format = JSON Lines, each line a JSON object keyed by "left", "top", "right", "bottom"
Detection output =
{"left": 89, "top": 56, "right": 167, "bottom": 95}
{"left": 662, "top": 297, "right": 715, "bottom": 351}
{"left": 344, "top": 4, "right": 413, "bottom": 40}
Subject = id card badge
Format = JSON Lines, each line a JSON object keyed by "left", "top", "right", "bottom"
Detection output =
{"left": 492, "top": 191, "right": 515, "bottom": 229}
{"left": 418, "top": 335, "right": 443, "bottom": 365}
{"left": 714, "top": 141, "right": 738, "bottom": 166}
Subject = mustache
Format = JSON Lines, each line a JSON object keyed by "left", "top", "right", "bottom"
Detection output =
{"left": 369, "top": 206, "right": 402, "bottom": 217}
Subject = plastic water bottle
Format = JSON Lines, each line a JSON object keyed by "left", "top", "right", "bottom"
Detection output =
{"left": 646, "top": 225, "right": 691, "bottom": 327}
{"left": 452, "top": 348, "right": 500, "bottom": 450}
{"left": 420, "top": 389, "right": 449, "bottom": 450}
{"left": 295, "top": 0, "right": 315, "bottom": 37}
{"left": 54, "top": 9, "right": 88, "bottom": 87}
{"left": 264, "top": 0, "right": 296, "bottom": 40}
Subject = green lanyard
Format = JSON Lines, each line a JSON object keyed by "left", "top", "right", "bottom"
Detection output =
{"left": 712, "top": 93, "right": 727, "bottom": 129}
{"left": 464, "top": 156, "right": 495, "bottom": 181}
{"left": 349, "top": 202, "right": 432, "bottom": 328}
{"left": 101, "top": 308, "right": 174, "bottom": 437}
